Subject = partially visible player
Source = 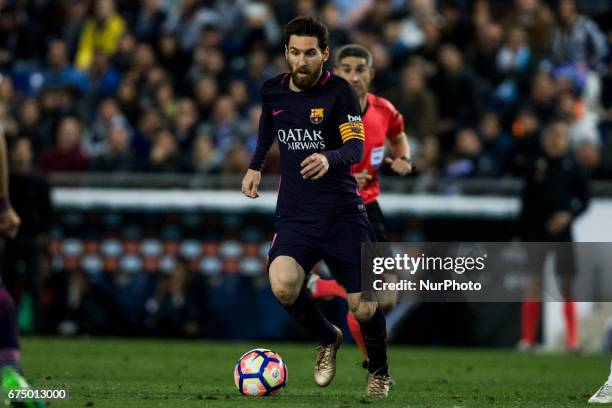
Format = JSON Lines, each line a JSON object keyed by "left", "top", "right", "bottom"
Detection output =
{"left": 308, "top": 44, "right": 412, "bottom": 363}
{"left": 242, "top": 17, "right": 391, "bottom": 396}
{"left": 0, "top": 126, "right": 46, "bottom": 407}
{"left": 589, "top": 361, "right": 612, "bottom": 403}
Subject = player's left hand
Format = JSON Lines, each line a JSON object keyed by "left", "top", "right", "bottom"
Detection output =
{"left": 385, "top": 157, "right": 412, "bottom": 176}
{"left": 301, "top": 153, "right": 329, "bottom": 180}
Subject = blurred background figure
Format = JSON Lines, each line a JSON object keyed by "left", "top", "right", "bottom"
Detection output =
{"left": 517, "top": 121, "right": 590, "bottom": 351}
{"left": 1, "top": 137, "right": 52, "bottom": 332}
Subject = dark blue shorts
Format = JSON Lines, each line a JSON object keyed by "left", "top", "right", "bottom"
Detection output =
{"left": 268, "top": 214, "right": 376, "bottom": 294}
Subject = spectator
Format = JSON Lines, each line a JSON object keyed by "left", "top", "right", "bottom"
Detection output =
{"left": 431, "top": 44, "right": 481, "bottom": 137}
{"left": 115, "top": 79, "right": 141, "bottom": 125}
{"left": 556, "top": 89, "right": 600, "bottom": 148}
{"left": 163, "top": 0, "right": 221, "bottom": 52}
{"left": 75, "top": 0, "right": 127, "bottom": 70}
{"left": 111, "top": 32, "right": 137, "bottom": 73}
{"left": 129, "top": 42, "right": 157, "bottom": 80}
{"left": 388, "top": 63, "right": 438, "bottom": 143}
{"left": 228, "top": 79, "right": 250, "bottom": 116}
{"left": 154, "top": 79, "right": 177, "bottom": 119}
{"left": 91, "top": 124, "right": 136, "bottom": 172}
{"left": 494, "top": 26, "right": 534, "bottom": 106}
{"left": 503, "top": 0, "right": 555, "bottom": 58}
{"left": 88, "top": 49, "right": 122, "bottom": 103}
{"left": 132, "top": 106, "right": 163, "bottom": 158}
{"left": 173, "top": 98, "right": 199, "bottom": 151}
{"left": 320, "top": 3, "right": 350, "bottom": 50}
{"left": 39, "top": 116, "right": 89, "bottom": 172}
{"left": 466, "top": 21, "right": 504, "bottom": 86}
{"left": 191, "top": 133, "right": 222, "bottom": 174}
{"left": 439, "top": 0, "right": 471, "bottom": 48}
{"left": 529, "top": 72, "right": 558, "bottom": 122}
{"left": 510, "top": 107, "right": 543, "bottom": 173}
{"left": 40, "top": 40, "right": 90, "bottom": 96}
{"left": 156, "top": 32, "right": 190, "bottom": 87}
{"left": 477, "top": 112, "right": 514, "bottom": 177}
{"left": 243, "top": 49, "right": 275, "bottom": 105}
{"left": 17, "top": 98, "right": 49, "bottom": 156}
{"left": 85, "top": 98, "right": 130, "bottom": 159}
{"left": 187, "top": 46, "right": 227, "bottom": 89}
{"left": 146, "top": 127, "right": 187, "bottom": 173}
{"left": 62, "top": 0, "right": 89, "bottom": 59}
{"left": 239, "top": 1, "right": 282, "bottom": 50}
{"left": 412, "top": 17, "right": 443, "bottom": 68}
{"left": 547, "top": 0, "right": 608, "bottom": 74}
{"left": 222, "top": 144, "right": 252, "bottom": 175}
{"left": 444, "top": 127, "right": 481, "bottom": 178}
{"left": 132, "top": 0, "right": 167, "bottom": 46}
{"left": 412, "top": 135, "right": 440, "bottom": 176}
{"left": 197, "top": 95, "right": 250, "bottom": 155}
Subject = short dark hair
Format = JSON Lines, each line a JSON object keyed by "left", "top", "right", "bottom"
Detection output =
{"left": 284, "top": 16, "right": 329, "bottom": 51}
{"left": 335, "top": 44, "right": 373, "bottom": 67}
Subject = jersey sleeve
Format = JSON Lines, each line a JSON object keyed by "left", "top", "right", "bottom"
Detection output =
{"left": 323, "top": 83, "right": 364, "bottom": 166}
{"left": 386, "top": 102, "right": 404, "bottom": 140}
{"left": 248, "top": 97, "right": 276, "bottom": 171}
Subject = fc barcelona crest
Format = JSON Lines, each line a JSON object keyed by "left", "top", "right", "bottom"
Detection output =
{"left": 310, "top": 108, "right": 324, "bottom": 124}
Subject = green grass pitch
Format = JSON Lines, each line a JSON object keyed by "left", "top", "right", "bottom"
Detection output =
{"left": 17, "top": 337, "right": 610, "bottom": 407}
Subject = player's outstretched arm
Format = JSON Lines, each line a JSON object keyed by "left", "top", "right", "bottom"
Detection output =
{"left": 0, "top": 129, "right": 20, "bottom": 238}
{"left": 241, "top": 169, "right": 261, "bottom": 199}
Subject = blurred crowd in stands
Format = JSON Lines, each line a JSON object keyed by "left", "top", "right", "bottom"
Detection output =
{"left": 0, "top": 0, "right": 611, "bottom": 179}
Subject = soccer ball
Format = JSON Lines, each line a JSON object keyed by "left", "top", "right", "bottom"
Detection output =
{"left": 233, "top": 348, "right": 288, "bottom": 396}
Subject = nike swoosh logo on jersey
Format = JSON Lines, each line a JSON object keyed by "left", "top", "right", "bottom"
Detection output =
{"left": 272, "top": 109, "right": 285, "bottom": 116}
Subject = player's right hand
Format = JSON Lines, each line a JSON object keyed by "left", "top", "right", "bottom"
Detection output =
{"left": 0, "top": 207, "right": 20, "bottom": 239}
{"left": 354, "top": 170, "right": 372, "bottom": 189}
{"left": 242, "top": 169, "right": 261, "bottom": 199}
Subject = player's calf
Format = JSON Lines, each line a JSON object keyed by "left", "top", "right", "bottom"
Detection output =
{"left": 348, "top": 293, "right": 390, "bottom": 394}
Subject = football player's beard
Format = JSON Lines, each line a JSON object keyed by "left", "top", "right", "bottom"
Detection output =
{"left": 291, "top": 64, "right": 322, "bottom": 90}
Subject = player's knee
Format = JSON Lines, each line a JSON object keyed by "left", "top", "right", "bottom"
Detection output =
{"left": 350, "top": 300, "right": 376, "bottom": 322}
{"left": 271, "top": 284, "right": 299, "bottom": 306}
{"left": 269, "top": 260, "right": 303, "bottom": 305}
{"left": 270, "top": 275, "right": 300, "bottom": 305}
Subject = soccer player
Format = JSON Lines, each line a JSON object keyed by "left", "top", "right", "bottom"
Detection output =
{"left": 0, "top": 128, "right": 46, "bottom": 407}
{"left": 308, "top": 44, "right": 412, "bottom": 364}
{"left": 589, "top": 361, "right": 612, "bottom": 403}
{"left": 241, "top": 17, "right": 391, "bottom": 396}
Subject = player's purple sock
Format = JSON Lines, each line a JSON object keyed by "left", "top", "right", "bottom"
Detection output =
{"left": 0, "top": 287, "right": 20, "bottom": 369}
{"left": 282, "top": 285, "right": 337, "bottom": 346}
{"left": 358, "top": 308, "right": 388, "bottom": 376}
